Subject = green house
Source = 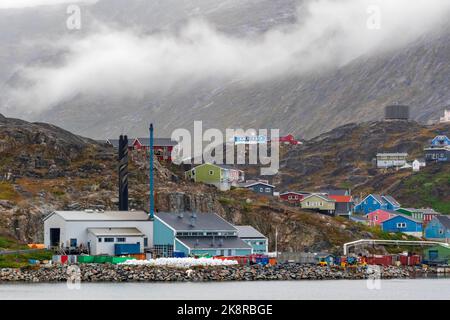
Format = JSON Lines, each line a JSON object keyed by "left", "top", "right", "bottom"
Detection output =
{"left": 423, "top": 245, "right": 450, "bottom": 265}
{"left": 185, "top": 163, "right": 244, "bottom": 191}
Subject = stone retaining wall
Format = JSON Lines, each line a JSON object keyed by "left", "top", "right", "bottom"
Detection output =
{"left": 0, "top": 264, "right": 432, "bottom": 283}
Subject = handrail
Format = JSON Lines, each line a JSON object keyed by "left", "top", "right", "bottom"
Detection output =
{"left": 343, "top": 239, "right": 449, "bottom": 255}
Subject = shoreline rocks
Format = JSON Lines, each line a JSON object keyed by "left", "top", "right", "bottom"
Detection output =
{"left": 0, "top": 264, "right": 439, "bottom": 283}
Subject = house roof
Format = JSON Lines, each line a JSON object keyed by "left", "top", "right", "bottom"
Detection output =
{"left": 328, "top": 195, "right": 353, "bottom": 203}
{"left": 87, "top": 228, "right": 145, "bottom": 237}
{"left": 402, "top": 208, "right": 440, "bottom": 215}
{"left": 320, "top": 189, "right": 348, "bottom": 196}
{"left": 382, "top": 195, "right": 400, "bottom": 207}
{"left": 235, "top": 226, "right": 266, "bottom": 239}
{"left": 244, "top": 182, "right": 275, "bottom": 188}
{"left": 366, "top": 209, "right": 399, "bottom": 216}
{"left": 136, "top": 138, "right": 178, "bottom": 147}
{"left": 435, "top": 215, "right": 450, "bottom": 229}
{"left": 279, "top": 191, "right": 309, "bottom": 196}
{"left": 176, "top": 236, "right": 252, "bottom": 250}
{"left": 44, "top": 211, "right": 150, "bottom": 222}
{"left": 376, "top": 153, "right": 408, "bottom": 157}
{"left": 155, "top": 212, "right": 237, "bottom": 232}
{"left": 302, "top": 193, "right": 335, "bottom": 202}
{"left": 382, "top": 213, "right": 422, "bottom": 224}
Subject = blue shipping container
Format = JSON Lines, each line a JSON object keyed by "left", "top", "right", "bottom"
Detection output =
{"left": 173, "top": 251, "right": 186, "bottom": 258}
{"left": 115, "top": 243, "right": 141, "bottom": 255}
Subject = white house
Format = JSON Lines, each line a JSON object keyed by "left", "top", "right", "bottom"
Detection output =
{"left": 43, "top": 210, "right": 153, "bottom": 255}
{"left": 376, "top": 153, "right": 408, "bottom": 168}
{"left": 412, "top": 159, "right": 426, "bottom": 172}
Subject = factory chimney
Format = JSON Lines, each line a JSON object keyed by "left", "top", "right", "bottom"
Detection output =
{"left": 118, "top": 135, "right": 129, "bottom": 211}
{"left": 149, "top": 123, "right": 155, "bottom": 220}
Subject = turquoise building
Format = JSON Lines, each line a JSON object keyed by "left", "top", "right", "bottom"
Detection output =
{"left": 235, "top": 226, "right": 268, "bottom": 254}
{"left": 153, "top": 212, "right": 253, "bottom": 257}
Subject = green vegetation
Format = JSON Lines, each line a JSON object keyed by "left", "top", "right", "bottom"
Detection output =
{"left": 0, "top": 182, "right": 19, "bottom": 201}
{"left": 400, "top": 165, "right": 450, "bottom": 214}
{"left": 0, "top": 236, "right": 28, "bottom": 251}
{"left": 0, "top": 250, "right": 53, "bottom": 268}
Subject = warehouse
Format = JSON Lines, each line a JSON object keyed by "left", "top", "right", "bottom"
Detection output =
{"left": 43, "top": 210, "right": 153, "bottom": 255}
{"left": 153, "top": 212, "right": 253, "bottom": 257}
{"left": 235, "top": 226, "right": 268, "bottom": 254}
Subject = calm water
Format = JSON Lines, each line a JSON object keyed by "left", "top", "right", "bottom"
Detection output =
{"left": 1, "top": 279, "right": 449, "bottom": 300}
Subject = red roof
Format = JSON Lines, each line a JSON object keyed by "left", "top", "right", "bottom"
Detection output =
{"left": 328, "top": 195, "right": 352, "bottom": 203}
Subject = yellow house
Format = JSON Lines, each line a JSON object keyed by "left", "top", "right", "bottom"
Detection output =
{"left": 301, "top": 194, "right": 336, "bottom": 213}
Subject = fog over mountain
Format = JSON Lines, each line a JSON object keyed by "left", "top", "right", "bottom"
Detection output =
{"left": 1, "top": 0, "right": 450, "bottom": 139}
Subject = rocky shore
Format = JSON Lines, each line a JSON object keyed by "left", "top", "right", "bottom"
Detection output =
{"left": 0, "top": 264, "right": 439, "bottom": 283}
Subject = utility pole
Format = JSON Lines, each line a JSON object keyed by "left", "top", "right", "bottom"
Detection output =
{"left": 275, "top": 227, "right": 278, "bottom": 259}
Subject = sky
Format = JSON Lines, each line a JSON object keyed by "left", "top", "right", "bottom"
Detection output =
{"left": 2, "top": 0, "right": 450, "bottom": 114}
{"left": 0, "top": 0, "right": 97, "bottom": 9}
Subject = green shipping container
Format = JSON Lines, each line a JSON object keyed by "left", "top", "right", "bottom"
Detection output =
{"left": 93, "top": 256, "right": 109, "bottom": 263}
{"left": 77, "top": 256, "right": 95, "bottom": 263}
{"left": 111, "top": 257, "right": 136, "bottom": 264}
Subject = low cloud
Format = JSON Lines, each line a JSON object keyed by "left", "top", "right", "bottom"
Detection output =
{"left": 0, "top": 0, "right": 98, "bottom": 9}
{"left": 4, "top": 0, "right": 450, "bottom": 113}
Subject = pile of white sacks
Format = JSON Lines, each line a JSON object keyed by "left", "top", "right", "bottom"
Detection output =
{"left": 120, "top": 257, "right": 238, "bottom": 268}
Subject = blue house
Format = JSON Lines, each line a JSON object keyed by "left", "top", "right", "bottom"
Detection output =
{"left": 424, "top": 215, "right": 450, "bottom": 243}
{"left": 153, "top": 212, "right": 253, "bottom": 258}
{"left": 354, "top": 194, "right": 400, "bottom": 214}
{"left": 430, "top": 135, "right": 450, "bottom": 147}
{"left": 244, "top": 182, "right": 275, "bottom": 196}
{"left": 381, "top": 214, "right": 423, "bottom": 237}
{"left": 235, "top": 226, "right": 268, "bottom": 254}
{"left": 382, "top": 196, "right": 401, "bottom": 211}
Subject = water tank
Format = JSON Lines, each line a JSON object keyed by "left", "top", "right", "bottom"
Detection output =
{"left": 385, "top": 105, "right": 410, "bottom": 120}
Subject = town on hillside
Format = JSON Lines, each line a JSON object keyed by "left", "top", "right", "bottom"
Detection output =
{"left": 25, "top": 107, "right": 449, "bottom": 269}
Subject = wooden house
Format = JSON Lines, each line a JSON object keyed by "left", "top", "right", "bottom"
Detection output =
{"left": 301, "top": 194, "right": 335, "bottom": 214}
{"left": 424, "top": 215, "right": 450, "bottom": 243}
{"left": 381, "top": 214, "right": 423, "bottom": 237}
{"left": 354, "top": 194, "right": 400, "bottom": 214}
{"left": 424, "top": 135, "right": 450, "bottom": 163}
{"left": 244, "top": 182, "right": 275, "bottom": 196}
{"left": 376, "top": 153, "right": 408, "bottom": 168}
{"left": 185, "top": 163, "right": 244, "bottom": 191}
{"left": 328, "top": 195, "right": 354, "bottom": 217}
{"left": 279, "top": 192, "right": 309, "bottom": 205}
{"left": 397, "top": 208, "right": 441, "bottom": 225}
{"left": 366, "top": 209, "right": 398, "bottom": 226}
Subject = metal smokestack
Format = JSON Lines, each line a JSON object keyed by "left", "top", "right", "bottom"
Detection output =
{"left": 149, "top": 124, "right": 154, "bottom": 220}
{"left": 118, "top": 135, "right": 129, "bottom": 211}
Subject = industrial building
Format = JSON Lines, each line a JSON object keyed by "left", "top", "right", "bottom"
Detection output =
{"left": 235, "top": 226, "right": 268, "bottom": 254}
{"left": 153, "top": 212, "right": 253, "bottom": 257}
{"left": 43, "top": 210, "right": 153, "bottom": 255}
{"left": 384, "top": 105, "right": 410, "bottom": 121}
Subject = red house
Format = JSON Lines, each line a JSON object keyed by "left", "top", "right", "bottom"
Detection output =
{"left": 272, "top": 134, "right": 302, "bottom": 145}
{"left": 366, "top": 209, "right": 397, "bottom": 227}
{"left": 279, "top": 192, "right": 309, "bottom": 205}
{"left": 132, "top": 138, "right": 178, "bottom": 162}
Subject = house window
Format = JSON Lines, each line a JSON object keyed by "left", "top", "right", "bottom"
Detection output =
{"left": 70, "top": 239, "right": 77, "bottom": 247}
{"left": 265, "top": 188, "right": 271, "bottom": 193}
{"left": 144, "top": 238, "right": 148, "bottom": 247}
{"left": 375, "top": 216, "right": 378, "bottom": 221}
{"left": 104, "top": 238, "right": 114, "bottom": 242}
{"left": 98, "top": 238, "right": 102, "bottom": 243}
{"left": 259, "top": 187, "right": 264, "bottom": 192}
{"left": 396, "top": 222, "right": 406, "bottom": 228}
{"left": 439, "top": 229, "right": 444, "bottom": 235}
{"left": 209, "top": 170, "right": 214, "bottom": 175}
{"left": 116, "top": 238, "right": 126, "bottom": 242}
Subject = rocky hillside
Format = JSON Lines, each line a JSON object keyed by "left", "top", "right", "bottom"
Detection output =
{"left": 273, "top": 120, "right": 450, "bottom": 212}
{"left": 0, "top": 114, "right": 406, "bottom": 254}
